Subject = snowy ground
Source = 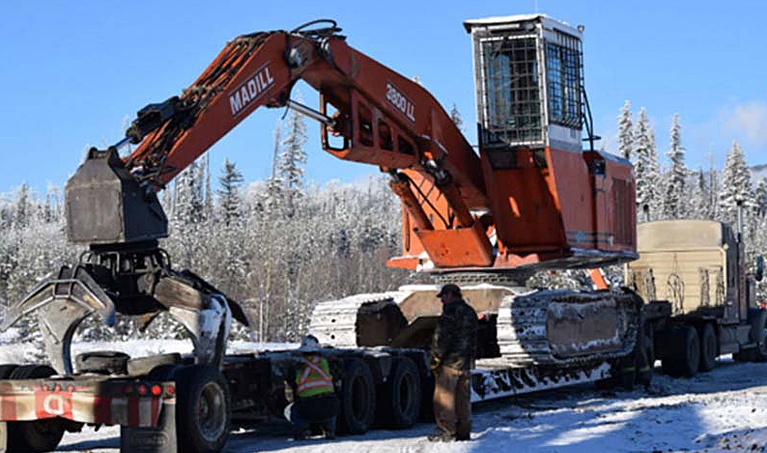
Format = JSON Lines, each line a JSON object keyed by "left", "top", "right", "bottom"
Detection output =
{"left": 3, "top": 333, "right": 767, "bottom": 452}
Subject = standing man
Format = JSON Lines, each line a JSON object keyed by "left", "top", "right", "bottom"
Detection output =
{"left": 286, "top": 335, "right": 339, "bottom": 440}
{"left": 429, "top": 283, "right": 477, "bottom": 442}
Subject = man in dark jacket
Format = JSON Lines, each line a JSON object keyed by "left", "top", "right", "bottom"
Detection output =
{"left": 429, "top": 283, "right": 477, "bottom": 442}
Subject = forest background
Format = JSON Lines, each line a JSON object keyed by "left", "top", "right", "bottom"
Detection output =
{"left": 1, "top": 102, "right": 765, "bottom": 348}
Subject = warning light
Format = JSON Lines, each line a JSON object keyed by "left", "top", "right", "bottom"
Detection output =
{"left": 151, "top": 385, "right": 162, "bottom": 396}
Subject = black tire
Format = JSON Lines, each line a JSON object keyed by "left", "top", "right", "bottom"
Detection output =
{"left": 635, "top": 335, "right": 654, "bottom": 389}
{"left": 7, "top": 365, "right": 65, "bottom": 453}
{"left": 661, "top": 326, "right": 700, "bottom": 378}
{"left": 699, "top": 323, "right": 718, "bottom": 372}
{"left": 644, "top": 324, "right": 656, "bottom": 369}
{"left": 377, "top": 357, "right": 421, "bottom": 429}
{"left": 175, "top": 365, "right": 231, "bottom": 453}
{"left": 338, "top": 358, "right": 376, "bottom": 435}
{"left": 733, "top": 349, "right": 756, "bottom": 362}
{"left": 619, "top": 355, "right": 636, "bottom": 391}
{"left": 749, "top": 321, "right": 767, "bottom": 362}
{"left": 0, "top": 364, "right": 19, "bottom": 379}
{"left": 75, "top": 350, "right": 130, "bottom": 375}
{"left": 419, "top": 372, "right": 435, "bottom": 422}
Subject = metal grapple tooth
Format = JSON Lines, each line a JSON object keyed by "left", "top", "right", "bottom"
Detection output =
{"left": 0, "top": 265, "right": 116, "bottom": 375}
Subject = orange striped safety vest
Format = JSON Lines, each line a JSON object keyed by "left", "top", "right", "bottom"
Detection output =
{"left": 296, "top": 355, "right": 334, "bottom": 398}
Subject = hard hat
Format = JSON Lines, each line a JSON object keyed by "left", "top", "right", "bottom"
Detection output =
{"left": 437, "top": 283, "right": 461, "bottom": 298}
{"left": 299, "top": 334, "right": 321, "bottom": 352}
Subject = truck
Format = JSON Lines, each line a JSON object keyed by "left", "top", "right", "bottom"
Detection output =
{"left": 0, "top": 14, "right": 726, "bottom": 453}
{"left": 626, "top": 219, "right": 767, "bottom": 378}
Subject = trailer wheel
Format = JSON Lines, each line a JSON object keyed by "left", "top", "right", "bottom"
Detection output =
{"left": 377, "top": 357, "right": 421, "bottom": 429}
{"left": 662, "top": 326, "right": 700, "bottom": 378}
{"left": 175, "top": 365, "right": 231, "bottom": 453}
{"left": 698, "top": 323, "right": 718, "bottom": 371}
{"left": 7, "top": 365, "right": 65, "bottom": 453}
{"left": 338, "top": 359, "right": 376, "bottom": 435}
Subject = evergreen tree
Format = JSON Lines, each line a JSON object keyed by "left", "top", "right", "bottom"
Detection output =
{"left": 174, "top": 161, "right": 205, "bottom": 225}
{"left": 203, "top": 154, "right": 214, "bottom": 221}
{"left": 617, "top": 101, "right": 633, "bottom": 161}
{"left": 263, "top": 120, "right": 284, "bottom": 215}
{"left": 633, "top": 108, "right": 661, "bottom": 221}
{"left": 718, "top": 140, "right": 752, "bottom": 224}
{"left": 692, "top": 169, "right": 712, "bottom": 219}
{"left": 13, "top": 184, "right": 31, "bottom": 229}
{"left": 278, "top": 96, "right": 308, "bottom": 218}
{"left": 450, "top": 104, "right": 464, "bottom": 132}
{"left": 217, "top": 158, "right": 244, "bottom": 225}
{"left": 755, "top": 178, "right": 767, "bottom": 217}
{"left": 662, "top": 113, "right": 688, "bottom": 219}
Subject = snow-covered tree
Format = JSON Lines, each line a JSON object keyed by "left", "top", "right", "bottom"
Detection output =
{"left": 617, "top": 101, "right": 633, "bottom": 161}
{"left": 662, "top": 113, "right": 688, "bottom": 219}
{"left": 718, "top": 140, "right": 752, "bottom": 225}
{"left": 217, "top": 158, "right": 244, "bottom": 225}
{"left": 278, "top": 93, "right": 308, "bottom": 218}
{"left": 633, "top": 108, "right": 661, "bottom": 221}
{"left": 13, "top": 184, "right": 32, "bottom": 229}
{"left": 691, "top": 169, "right": 713, "bottom": 219}
{"left": 755, "top": 178, "right": 767, "bottom": 217}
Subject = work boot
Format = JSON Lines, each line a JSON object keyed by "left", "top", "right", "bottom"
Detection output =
{"left": 292, "top": 431, "right": 309, "bottom": 441}
{"left": 323, "top": 429, "right": 336, "bottom": 440}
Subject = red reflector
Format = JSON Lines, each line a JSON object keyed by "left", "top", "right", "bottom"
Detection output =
{"left": 151, "top": 385, "right": 162, "bottom": 396}
{"left": 54, "top": 384, "right": 61, "bottom": 392}
{"left": 67, "top": 385, "right": 75, "bottom": 393}
{"left": 167, "top": 385, "right": 175, "bottom": 395}
{"left": 138, "top": 385, "right": 147, "bottom": 395}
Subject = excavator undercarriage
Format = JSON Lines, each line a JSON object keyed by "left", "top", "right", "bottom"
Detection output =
{"left": 310, "top": 281, "right": 642, "bottom": 370}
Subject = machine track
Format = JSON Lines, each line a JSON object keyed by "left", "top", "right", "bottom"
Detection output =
{"left": 496, "top": 289, "right": 641, "bottom": 367}
{"left": 309, "top": 292, "right": 408, "bottom": 348}
{"left": 309, "top": 283, "right": 642, "bottom": 369}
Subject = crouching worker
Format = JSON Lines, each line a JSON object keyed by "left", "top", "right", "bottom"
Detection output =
{"left": 286, "top": 335, "right": 339, "bottom": 440}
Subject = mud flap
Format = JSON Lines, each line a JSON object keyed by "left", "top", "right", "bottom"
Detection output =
{"left": 0, "top": 421, "right": 6, "bottom": 453}
{"left": 120, "top": 400, "right": 177, "bottom": 453}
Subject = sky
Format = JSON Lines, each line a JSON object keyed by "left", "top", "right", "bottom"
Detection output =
{"left": 1, "top": 0, "right": 766, "bottom": 197}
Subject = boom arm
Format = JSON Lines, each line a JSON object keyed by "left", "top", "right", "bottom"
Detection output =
{"left": 69, "top": 21, "right": 495, "bottom": 268}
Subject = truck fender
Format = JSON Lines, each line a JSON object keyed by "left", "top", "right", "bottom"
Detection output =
{"left": 748, "top": 308, "right": 767, "bottom": 344}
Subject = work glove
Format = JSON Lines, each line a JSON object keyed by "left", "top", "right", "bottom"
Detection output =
{"left": 430, "top": 356, "right": 441, "bottom": 372}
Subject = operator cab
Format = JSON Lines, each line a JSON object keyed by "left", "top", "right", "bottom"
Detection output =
{"left": 463, "top": 14, "right": 635, "bottom": 267}
{"left": 464, "top": 14, "right": 586, "bottom": 168}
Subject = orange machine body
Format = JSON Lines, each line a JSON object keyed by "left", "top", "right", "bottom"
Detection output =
{"left": 122, "top": 16, "right": 635, "bottom": 276}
